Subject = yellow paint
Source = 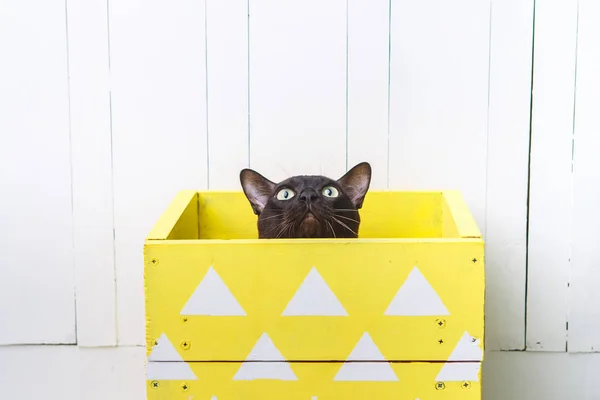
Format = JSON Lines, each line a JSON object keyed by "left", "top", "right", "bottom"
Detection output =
{"left": 147, "top": 190, "right": 481, "bottom": 240}
{"left": 147, "top": 362, "right": 481, "bottom": 400}
{"left": 144, "top": 191, "right": 484, "bottom": 399}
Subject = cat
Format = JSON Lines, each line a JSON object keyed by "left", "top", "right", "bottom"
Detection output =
{"left": 239, "top": 162, "right": 371, "bottom": 239}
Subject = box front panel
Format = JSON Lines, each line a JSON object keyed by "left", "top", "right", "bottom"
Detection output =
{"left": 146, "top": 361, "right": 481, "bottom": 400}
{"left": 145, "top": 240, "right": 484, "bottom": 363}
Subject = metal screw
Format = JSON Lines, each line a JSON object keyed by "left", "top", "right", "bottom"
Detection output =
{"left": 181, "top": 316, "right": 188, "bottom": 323}
{"left": 435, "top": 319, "right": 446, "bottom": 328}
{"left": 181, "top": 382, "right": 189, "bottom": 392}
{"left": 180, "top": 340, "right": 191, "bottom": 350}
{"left": 438, "top": 339, "right": 444, "bottom": 344}
{"left": 462, "top": 381, "right": 472, "bottom": 389}
{"left": 471, "top": 337, "right": 477, "bottom": 343}
{"left": 151, "top": 381, "right": 159, "bottom": 389}
{"left": 435, "top": 382, "right": 445, "bottom": 390}
{"left": 150, "top": 258, "right": 159, "bottom": 266}
{"left": 472, "top": 257, "right": 477, "bottom": 263}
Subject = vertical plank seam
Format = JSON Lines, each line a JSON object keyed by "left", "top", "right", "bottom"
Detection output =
{"left": 566, "top": 0, "right": 581, "bottom": 353}
{"left": 205, "top": 0, "right": 210, "bottom": 189}
{"left": 523, "top": 0, "right": 538, "bottom": 351}
{"left": 247, "top": 0, "right": 251, "bottom": 168}
{"left": 64, "top": 0, "right": 78, "bottom": 345}
{"left": 106, "top": 0, "right": 119, "bottom": 345}
{"left": 483, "top": 0, "right": 493, "bottom": 349}
{"left": 386, "top": 0, "right": 392, "bottom": 189}
{"left": 345, "top": 0, "right": 349, "bottom": 171}
{"left": 483, "top": 2, "right": 492, "bottom": 244}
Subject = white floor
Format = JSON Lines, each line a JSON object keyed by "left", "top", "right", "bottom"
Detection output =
{"left": 1, "top": 347, "right": 599, "bottom": 399}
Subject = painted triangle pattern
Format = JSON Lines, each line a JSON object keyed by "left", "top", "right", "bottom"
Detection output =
{"left": 148, "top": 333, "right": 183, "bottom": 361}
{"left": 282, "top": 266, "right": 348, "bottom": 316}
{"left": 233, "top": 333, "right": 298, "bottom": 380}
{"left": 334, "top": 332, "right": 399, "bottom": 382}
{"left": 384, "top": 266, "right": 450, "bottom": 316}
{"left": 146, "top": 361, "right": 198, "bottom": 381}
{"left": 436, "top": 362, "right": 481, "bottom": 382}
{"left": 436, "top": 331, "right": 483, "bottom": 381}
{"left": 180, "top": 266, "right": 246, "bottom": 316}
{"left": 146, "top": 333, "right": 198, "bottom": 380}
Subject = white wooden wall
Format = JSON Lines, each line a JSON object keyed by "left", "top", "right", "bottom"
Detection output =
{"left": 1, "top": 0, "right": 600, "bottom": 398}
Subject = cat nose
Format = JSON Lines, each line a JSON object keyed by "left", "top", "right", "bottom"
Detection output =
{"left": 299, "top": 188, "right": 319, "bottom": 203}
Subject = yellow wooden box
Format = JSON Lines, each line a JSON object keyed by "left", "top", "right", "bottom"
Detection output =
{"left": 144, "top": 190, "right": 485, "bottom": 399}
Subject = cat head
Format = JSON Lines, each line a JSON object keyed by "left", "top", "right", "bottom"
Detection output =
{"left": 240, "top": 162, "right": 372, "bottom": 238}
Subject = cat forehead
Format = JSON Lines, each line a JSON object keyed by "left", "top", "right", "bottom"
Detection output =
{"left": 276, "top": 175, "right": 336, "bottom": 189}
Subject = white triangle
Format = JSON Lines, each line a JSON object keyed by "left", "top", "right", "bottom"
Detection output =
{"left": 447, "top": 332, "right": 483, "bottom": 361}
{"left": 146, "top": 361, "right": 198, "bottom": 380}
{"left": 282, "top": 267, "right": 348, "bottom": 316}
{"left": 384, "top": 266, "right": 450, "bottom": 316}
{"left": 435, "top": 332, "right": 483, "bottom": 382}
{"left": 180, "top": 266, "right": 246, "bottom": 316}
{"left": 233, "top": 333, "right": 298, "bottom": 380}
{"left": 334, "top": 332, "right": 398, "bottom": 381}
{"left": 334, "top": 362, "right": 399, "bottom": 382}
{"left": 345, "top": 332, "right": 387, "bottom": 361}
{"left": 148, "top": 333, "right": 183, "bottom": 362}
{"left": 435, "top": 362, "right": 481, "bottom": 382}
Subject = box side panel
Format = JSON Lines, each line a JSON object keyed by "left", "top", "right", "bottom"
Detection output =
{"left": 442, "top": 191, "right": 482, "bottom": 238}
{"left": 198, "top": 191, "right": 445, "bottom": 239}
{"left": 359, "top": 192, "right": 443, "bottom": 238}
{"left": 198, "top": 192, "right": 258, "bottom": 239}
{"left": 146, "top": 361, "right": 481, "bottom": 399}
{"left": 442, "top": 196, "right": 461, "bottom": 238}
{"left": 147, "top": 190, "right": 199, "bottom": 240}
{"left": 145, "top": 240, "right": 484, "bottom": 362}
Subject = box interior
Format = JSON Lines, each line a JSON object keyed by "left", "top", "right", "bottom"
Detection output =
{"left": 149, "top": 191, "right": 480, "bottom": 241}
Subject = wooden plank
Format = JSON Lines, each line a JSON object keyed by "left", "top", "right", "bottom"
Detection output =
{"left": 206, "top": 0, "right": 249, "bottom": 190}
{"left": 146, "top": 191, "right": 198, "bottom": 240}
{"left": 569, "top": 0, "right": 600, "bottom": 353}
{"left": 526, "top": 0, "right": 578, "bottom": 352}
{"left": 442, "top": 191, "right": 482, "bottom": 239}
{"left": 347, "top": 0, "right": 389, "bottom": 189}
{"left": 0, "top": 345, "right": 145, "bottom": 399}
{"left": 66, "top": 0, "right": 117, "bottom": 347}
{"left": 0, "top": 0, "right": 76, "bottom": 344}
{"left": 484, "top": 0, "right": 534, "bottom": 351}
{"left": 109, "top": 0, "right": 208, "bottom": 345}
{"left": 388, "top": 0, "right": 490, "bottom": 226}
{"left": 145, "top": 361, "right": 483, "bottom": 398}
{"left": 248, "top": 0, "right": 347, "bottom": 181}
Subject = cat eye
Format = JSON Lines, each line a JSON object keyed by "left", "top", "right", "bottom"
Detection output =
{"left": 276, "top": 188, "right": 295, "bottom": 200}
{"left": 322, "top": 186, "right": 339, "bottom": 198}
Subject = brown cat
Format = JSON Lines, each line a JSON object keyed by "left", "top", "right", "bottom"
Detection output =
{"left": 240, "top": 162, "right": 371, "bottom": 238}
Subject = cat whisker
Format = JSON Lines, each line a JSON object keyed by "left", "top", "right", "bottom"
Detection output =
{"left": 333, "top": 214, "right": 359, "bottom": 224}
{"left": 260, "top": 213, "right": 285, "bottom": 221}
{"left": 330, "top": 216, "right": 358, "bottom": 236}
{"left": 325, "top": 220, "right": 336, "bottom": 238}
{"left": 275, "top": 219, "right": 294, "bottom": 239}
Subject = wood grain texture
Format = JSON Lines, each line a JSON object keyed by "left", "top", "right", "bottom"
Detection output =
{"left": 67, "top": 0, "right": 117, "bottom": 347}
{"left": 526, "top": 0, "right": 578, "bottom": 352}
{"left": 568, "top": 0, "right": 600, "bottom": 354}
{"left": 109, "top": 0, "right": 208, "bottom": 345}
{"left": 347, "top": 0, "right": 389, "bottom": 188}
{"left": 248, "top": 0, "right": 347, "bottom": 181}
{"left": 0, "top": 0, "right": 76, "bottom": 344}
{"left": 485, "top": 0, "right": 534, "bottom": 351}
{"left": 207, "top": 0, "right": 249, "bottom": 189}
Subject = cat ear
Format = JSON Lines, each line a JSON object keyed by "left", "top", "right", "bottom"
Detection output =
{"left": 240, "top": 168, "right": 276, "bottom": 215}
{"left": 337, "top": 162, "right": 372, "bottom": 209}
